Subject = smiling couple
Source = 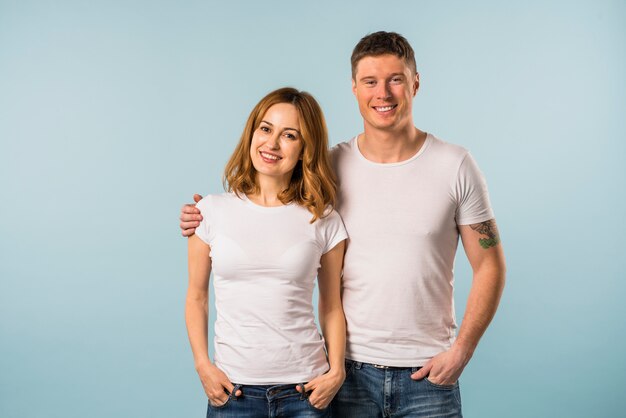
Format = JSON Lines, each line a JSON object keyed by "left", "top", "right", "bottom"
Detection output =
{"left": 182, "top": 31, "right": 506, "bottom": 418}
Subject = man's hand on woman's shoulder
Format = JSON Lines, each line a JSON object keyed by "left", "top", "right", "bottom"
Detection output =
{"left": 180, "top": 194, "right": 203, "bottom": 237}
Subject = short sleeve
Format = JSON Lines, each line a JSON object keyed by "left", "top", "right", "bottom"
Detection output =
{"left": 454, "top": 153, "right": 495, "bottom": 225}
{"left": 194, "top": 196, "right": 213, "bottom": 246}
{"left": 319, "top": 209, "right": 349, "bottom": 254}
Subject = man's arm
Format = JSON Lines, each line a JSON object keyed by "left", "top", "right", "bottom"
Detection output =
{"left": 180, "top": 194, "right": 203, "bottom": 237}
{"left": 411, "top": 218, "right": 506, "bottom": 384}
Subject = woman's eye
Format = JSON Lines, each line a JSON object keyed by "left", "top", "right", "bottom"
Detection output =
{"left": 260, "top": 126, "right": 270, "bottom": 133}
{"left": 284, "top": 133, "right": 297, "bottom": 140}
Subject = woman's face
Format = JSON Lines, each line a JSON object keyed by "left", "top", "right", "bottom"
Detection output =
{"left": 249, "top": 103, "right": 304, "bottom": 187}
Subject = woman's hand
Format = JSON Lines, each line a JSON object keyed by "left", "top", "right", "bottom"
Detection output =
{"left": 196, "top": 363, "right": 240, "bottom": 406}
{"left": 297, "top": 368, "right": 346, "bottom": 410}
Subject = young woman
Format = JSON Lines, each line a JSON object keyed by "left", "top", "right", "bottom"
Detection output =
{"left": 185, "top": 87, "right": 347, "bottom": 417}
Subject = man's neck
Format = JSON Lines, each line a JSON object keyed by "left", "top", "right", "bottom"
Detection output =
{"left": 358, "top": 124, "right": 427, "bottom": 164}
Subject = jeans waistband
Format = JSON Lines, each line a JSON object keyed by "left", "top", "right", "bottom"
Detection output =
{"left": 347, "top": 359, "right": 422, "bottom": 371}
{"left": 230, "top": 383, "right": 309, "bottom": 401}
{"left": 373, "top": 364, "right": 415, "bottom": 370}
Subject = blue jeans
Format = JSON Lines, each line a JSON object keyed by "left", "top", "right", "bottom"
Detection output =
{"left": 206, "top": 383, "right": 330, "bottom": 418}
{"left": 331, "top": 359, "right": 462, "bottom": 418}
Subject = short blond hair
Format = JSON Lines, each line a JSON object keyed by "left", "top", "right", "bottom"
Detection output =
{"left": 351, "top": 31, "right": 417, "bottom": 78}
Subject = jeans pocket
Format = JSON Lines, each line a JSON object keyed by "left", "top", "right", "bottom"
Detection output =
{"left": 305, "top": 397, "right": 329, "bottom": 412}
{"left": 208, "top": 394, "right": 233, "bottom": 409}
{"left": 424, "top": 377, "right": 458, "bottom": 390}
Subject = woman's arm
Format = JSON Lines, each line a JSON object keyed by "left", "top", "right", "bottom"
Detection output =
{"left": 186, "top": 234, "right": 239, "bottom": 405}
{"left": 299, "top": 240, "right": 347, "bottom": 409}
{"left": 318, "top": 240, "right": 347, "bottom": 380}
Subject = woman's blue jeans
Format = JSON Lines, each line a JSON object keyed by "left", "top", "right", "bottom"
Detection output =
{"left": 206, "top": 383, "right": 330, "bottom": 418}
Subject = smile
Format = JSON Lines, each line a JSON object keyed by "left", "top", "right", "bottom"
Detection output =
{"left": 373, "top": 105, "right": 397, "bottom": 112}
{"left": 260, "top": 151, "right": 282, "bottom": 161}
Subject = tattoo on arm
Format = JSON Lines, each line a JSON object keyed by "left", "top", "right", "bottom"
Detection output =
{"left": 469, "top": 219, "right": 501, "bottom": 249}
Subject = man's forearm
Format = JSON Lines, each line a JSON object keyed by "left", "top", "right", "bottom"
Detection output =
{"left": 454, "top": 263, "right": 506, "bottom": 358}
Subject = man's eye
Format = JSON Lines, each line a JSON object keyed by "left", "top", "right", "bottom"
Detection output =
{"left": 391, "top": 77, "right": 403, "bottom": 83}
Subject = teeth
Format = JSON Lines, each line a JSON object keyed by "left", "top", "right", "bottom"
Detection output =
{"left": 375, "top": 106, "right": 395, "bottom": 112}
{"left": 260, "top": 152, "right": 280, "bottom": 160}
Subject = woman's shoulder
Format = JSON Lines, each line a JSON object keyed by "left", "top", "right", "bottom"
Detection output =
{"left": 318, "top": 205, "right": 344, "bottom": 224}
{"left": 196, "top": 192, "right": 242, "bottom": 211}
{"left": 315, "top": 205, "right": 348, "bottom": 250}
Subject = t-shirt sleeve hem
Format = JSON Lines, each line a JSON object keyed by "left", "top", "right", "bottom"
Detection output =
{"left": 194, "top": 230, "right": 211, "bottom": 246}
{"left": 194, "top": 196, "right": 213, "bottom": 245}
{"left": 456, "top": 213, "right": 495, "bottom": 226}
{"left": 323, "top": 230, "right": 348, "bottom": 254}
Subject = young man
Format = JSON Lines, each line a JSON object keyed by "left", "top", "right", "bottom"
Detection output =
{"left": 180, "top": 32, "right": 506, "bottom": 417}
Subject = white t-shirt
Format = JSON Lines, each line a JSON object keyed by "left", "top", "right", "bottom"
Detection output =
{"left": 195, "top": 193, "right": 348, "bottom": 384}
{"left": 331, "top": 134, "right": 494, "bottom": 366}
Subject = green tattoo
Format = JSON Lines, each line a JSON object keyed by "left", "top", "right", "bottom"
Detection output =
{"left": 470, "top": 220, "right": 501, "bottom": 249}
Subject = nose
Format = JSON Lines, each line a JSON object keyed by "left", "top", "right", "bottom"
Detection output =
{"left": 267, "top": 132, "right": 280, "bottom": 149}
{"left": 376, "top": 82, "right": 391, "bottom": 101}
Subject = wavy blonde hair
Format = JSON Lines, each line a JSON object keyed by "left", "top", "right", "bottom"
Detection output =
{"left": 223, "top": 87, "right": 336, "bottom": 222}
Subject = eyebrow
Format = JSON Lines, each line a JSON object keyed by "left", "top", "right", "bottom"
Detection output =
{"left": 260, "top": 120, "right": 301, "bottom": 135}
{"left": 359, "top": 73, "right": 405, "bottom": 82}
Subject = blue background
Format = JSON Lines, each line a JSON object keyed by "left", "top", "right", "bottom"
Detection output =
{"left": 1, "top": 1, "right": 625, "bottom": 417}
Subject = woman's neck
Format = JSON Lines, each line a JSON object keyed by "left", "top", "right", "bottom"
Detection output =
{"left": 247, "top": 175, "right": 289, "bottom": 207}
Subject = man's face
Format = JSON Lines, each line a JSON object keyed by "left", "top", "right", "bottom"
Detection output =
{"left": 352, "top": 54, "right": 419, "bottom": 133}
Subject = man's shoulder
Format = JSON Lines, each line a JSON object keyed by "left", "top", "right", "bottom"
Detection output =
{"left": 330, "top": 137, "right": 356, "bottom": 157}
{"left": 426, "top": 133, "right": 470, "bottom": 159}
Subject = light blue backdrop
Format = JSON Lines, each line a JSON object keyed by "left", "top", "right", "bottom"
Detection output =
{"left": 1, "top": 1, "right": 625, "bottom": 417}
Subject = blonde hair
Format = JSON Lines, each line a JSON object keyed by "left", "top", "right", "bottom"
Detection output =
{"left": 223, "top": 87, "right": 336, "bottom": 222}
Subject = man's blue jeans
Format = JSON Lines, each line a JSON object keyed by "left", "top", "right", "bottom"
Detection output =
{"left": 331, "top": 359, "right": 462, "bottom": 418}
{"left": 206, "top": 383, "right": 330, "bottom": 418}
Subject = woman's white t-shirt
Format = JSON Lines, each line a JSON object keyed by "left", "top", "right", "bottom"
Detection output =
{"left": 195, "top": 193, "right": 347, "bottom": 385}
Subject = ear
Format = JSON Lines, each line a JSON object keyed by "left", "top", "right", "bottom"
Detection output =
{"left": 352, "top": 77, "right": 357, "bottom": 96}
{"left": 413, "top": 72, "right": 420, "bottom": 97}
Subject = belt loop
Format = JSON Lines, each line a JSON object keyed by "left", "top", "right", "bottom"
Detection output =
{"left": 230, "top": 384, "right": 242, "bottom": 400}
{"left": 354, "top": 361, "right": 363, "bottom": 370}
{"left": 297, "top": 383, "right": 307, "bottom": 400}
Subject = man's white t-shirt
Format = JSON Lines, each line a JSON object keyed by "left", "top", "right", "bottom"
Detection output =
{"left": 331, "top": 134, "right": 494, "bottom": 367}
{"left": 195, "top": 193, "right": 347, "bottom": 384}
